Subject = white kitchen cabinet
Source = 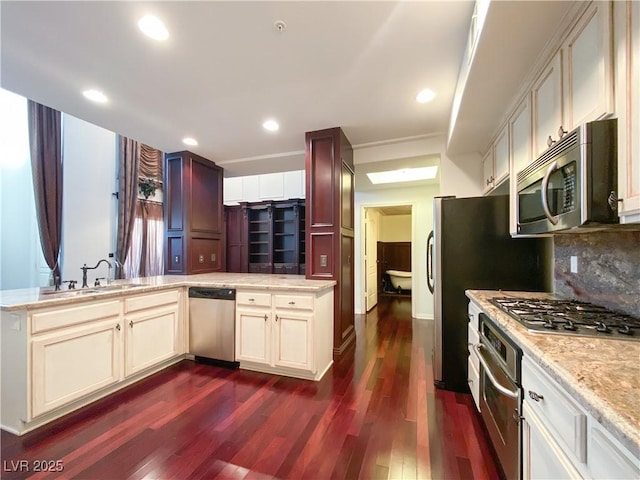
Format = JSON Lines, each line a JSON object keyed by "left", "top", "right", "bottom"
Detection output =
{"left": 532, "top": 51, "right": 564, "bottom": 158}
{"left": 493, "top": 126, "right": 509, "bottom": 187}
{"left": 509, "top": 95, "right": 533, "bottom": 235}
{"left": 466, "top": 301, "right": 481, "bottom": 411}
{"left": 482, "top": 149, "right": 494, "bottom": 194}
{"left": 563, "top": 2, "right": 613, "bottom": 130}
{"left": 124, "top": 290, "right": 181, "bottom": 377}
{"left": 588, "top": 422, "right": 640, "bottom": 479}
{"left": 522, "top": 402, "right": 583, "bottom": 480}
{"left": 615, "top": 0, "right": 640, "bottom": 223}
{"left": 235, "top": 288, "right": 333, "bottom": 380}
{"left": 31, "top": 318, "right": 121, "bottom": 418}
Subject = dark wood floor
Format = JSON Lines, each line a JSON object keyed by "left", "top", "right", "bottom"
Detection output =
{"left": 1, "top": 297, "right": 499, "bottom": 479}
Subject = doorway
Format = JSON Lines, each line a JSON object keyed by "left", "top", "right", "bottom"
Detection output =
{"left": 363, "top": 204, "right": 413, "bottom": 313}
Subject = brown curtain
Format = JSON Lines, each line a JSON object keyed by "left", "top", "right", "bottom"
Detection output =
{"left": 27, "top": 100, "right": 62, "bottom": 280}
{"left": 139, "top": 143, "right": 163, "bottom": 180}
{"left": 116, "top": 135, "right": 139, "bottom": 278}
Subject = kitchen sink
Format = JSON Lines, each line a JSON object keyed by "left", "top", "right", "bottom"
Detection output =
{"left": 94, "top": 283, "right": 139, "bottom": 291}
{"left": 41, "top": 288, "right": 99, "bottom": 296}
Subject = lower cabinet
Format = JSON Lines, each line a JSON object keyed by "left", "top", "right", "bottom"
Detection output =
{"left": 522, "top": 355, "right": 640, "bottom": 479}
{"left": 31, "top": 318, "right": 121, "bottom": 418}
{"left": 467, "top": 302, "right": 481, "bottom": 411}
{"left": 235, "top": 289, "right": 333, "bottom": 381}
{"left": 1, "top": 288, "right": 185, "bottom": 435}
{"left": 522, "top": 402, "right": 582, "bottom": 480}
{"left": 124, "top": 290, "right": 182, "bottom": 377}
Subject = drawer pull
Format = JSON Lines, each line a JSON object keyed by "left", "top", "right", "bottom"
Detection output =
{"left": 288, "top": 301, "right": 295, "bottom": 305}
{"left": 249, "top": 298, "right": 255, "bottom": 302}
{"left": 528, "top": 390, "right": 544, "bottom": 402}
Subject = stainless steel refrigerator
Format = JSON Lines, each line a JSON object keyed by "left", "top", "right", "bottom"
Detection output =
{"left": 426, "top": 195, "right": 551, "bottom": 392}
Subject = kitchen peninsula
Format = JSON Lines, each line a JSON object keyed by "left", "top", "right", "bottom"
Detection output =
{"left": 0, "top": 274, "right": 335, "bottom": 436}
{"left": 467, "top": 289, "right": 640, "bottom": 479}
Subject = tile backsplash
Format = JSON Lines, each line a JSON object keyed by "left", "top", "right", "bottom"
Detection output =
{"left": 554, "top": 231, "right": 640, "bottom": 317}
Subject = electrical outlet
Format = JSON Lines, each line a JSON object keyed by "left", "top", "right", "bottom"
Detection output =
{"left": 320, "top": 254, "right": 328, "bottom": 267}
{"left": 211, "top": 253, "right": 216, "bottom": 262}
{"left": 570, "top": 256, "right": 578, "bottom": 273}
{"left": 199, "top": 254, "right": 205, "bottom": 264}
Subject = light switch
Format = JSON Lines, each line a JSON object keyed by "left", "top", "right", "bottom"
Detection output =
{"left": 211, "top": 253, "right": 216, "bottom": 262}
{"left": 199, "top": 254, "right": 205, "bottom": 263}
{"left": 320, "top": 254, "right": 328, "bottom": 267}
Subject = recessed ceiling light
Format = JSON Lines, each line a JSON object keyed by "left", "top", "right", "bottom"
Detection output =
{"left": 263, "top": 119, "right": 279, "bottom": 132}
{"left": 367, "top": 166, "right": 438, "bottom": 185}
{"left": 82, "top": 89, "right": 108, "bottom": 103}
{"left": 416, "top": 89, "right": 436, "bottom": 104}
{"left": 182, "top": 137, "right": 198, "bottom": 146}
{"left": 138, "top": 14, "right": 169, "bottom": 41}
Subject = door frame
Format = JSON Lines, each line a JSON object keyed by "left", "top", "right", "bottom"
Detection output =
{"left": 360, "top": 203, "right": 415, "bottom": 318}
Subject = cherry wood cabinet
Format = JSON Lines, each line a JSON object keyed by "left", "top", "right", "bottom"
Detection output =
{"left": 164, "top": 151, "right": 224, "bottom": 274}
{"left": 225, "top": 199, "right": 305, "bottom": 274}
{"left": 305, "top": 127, "right": 355, "bottom": 355}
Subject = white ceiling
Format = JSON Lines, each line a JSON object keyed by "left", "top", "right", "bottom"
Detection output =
{"left": 1, "top": 1, "right": 575, "bottom": 181}
{"left": 0, "top": 1, "right": 472, "bottom": 177}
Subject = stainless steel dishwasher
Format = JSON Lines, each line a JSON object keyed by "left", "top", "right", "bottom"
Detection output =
{"left": 188, "top": 287, "right": 239, "bottom": 368}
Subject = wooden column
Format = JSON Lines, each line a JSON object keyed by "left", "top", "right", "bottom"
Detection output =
{"left": 164, "top": 151, "right": 224, "bottom": 274}
{"left": 305, "top": 127, "right": 355, "bottom": 355}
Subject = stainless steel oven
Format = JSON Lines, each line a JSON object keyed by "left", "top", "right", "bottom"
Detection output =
{"left": 516, "top": 119, "right": 617, "bottom": 235}
{"left": 473, "top": 313, "right": 523, "bottom": 480}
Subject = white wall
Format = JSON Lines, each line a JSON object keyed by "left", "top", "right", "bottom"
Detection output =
{"left": 379, "top": 215, "right": 411, "bottom": 242}
{"left": 355, "top": 184, "right": 439, "bottom": 320}
{"left": 62, "top": 114, "right": 117, "bottom": 286}
{"left": 0, "top": 89, "right": 48, "bottom": 290}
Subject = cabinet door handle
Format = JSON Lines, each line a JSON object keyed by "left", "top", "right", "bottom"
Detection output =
{"left": 276, "top": 315, "right": 279, "bottom": 322}
{"left": 264, "top": 314, "right": 267, "bottom": 322}
{"left": 528, "top": 390, "right": 544, "bottom": 402}
{"left": 129, "top": 320, "right": 134, "bottom": 328}
{"left": 116, "top": 324, "right": 121, "bottom": 331}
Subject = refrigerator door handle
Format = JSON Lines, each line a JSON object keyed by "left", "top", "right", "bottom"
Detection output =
{"left": 426, "top": 230, "right": 434, "bottom": 294}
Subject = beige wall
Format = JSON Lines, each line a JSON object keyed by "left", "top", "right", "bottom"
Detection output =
{"left": 379, "top": 215, "right": 411, "bottom": 242}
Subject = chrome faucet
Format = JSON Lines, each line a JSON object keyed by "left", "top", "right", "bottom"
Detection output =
{"left": 81, "top": 259, "right": 112, "bottom": 288}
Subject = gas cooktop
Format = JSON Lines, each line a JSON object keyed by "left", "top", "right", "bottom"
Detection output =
{"left": 490, "top": 297, "right": 640, "bottom": 341}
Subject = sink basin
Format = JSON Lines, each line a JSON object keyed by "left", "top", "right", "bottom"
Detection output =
{"left": 93, "top": 283, "right": 139, "bottom": 291}
{"left": 41, "top": 289, "right": 99, "bottom": 296}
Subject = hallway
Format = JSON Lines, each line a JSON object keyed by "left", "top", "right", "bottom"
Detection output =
{"left": 1, "top": 297, "right": 499, "bottom": 479}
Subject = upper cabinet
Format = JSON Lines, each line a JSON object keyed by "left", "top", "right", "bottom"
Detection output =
{"left": 532, "top": 51, "right": 564, "bottom": 158}
{"left": 615, "top": 0, "right": 640, "bottom": 223}
{"left": 563, "top": 2, "right": 614, "bottom": 130}
{"left": 164, "top": 151, "right": 224, "bottom": 274}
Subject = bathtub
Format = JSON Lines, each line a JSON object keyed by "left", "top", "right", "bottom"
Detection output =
{"left": 386, "top": 270, "right": 412, "bottom": 291}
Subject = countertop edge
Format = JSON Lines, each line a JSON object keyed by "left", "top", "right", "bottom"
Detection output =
{"left": 1, "top": 275, "right": 337, "bottom": 311}
{"left": 466, "top": 289, "right": 640, "bottom": 458}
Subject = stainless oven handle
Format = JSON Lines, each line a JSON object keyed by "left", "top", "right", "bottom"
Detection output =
{"left": 541, "top": 160, "right": 559, "bottom": 225}
{"left": 473, "top": 344, "right": 520, "bottom": 399}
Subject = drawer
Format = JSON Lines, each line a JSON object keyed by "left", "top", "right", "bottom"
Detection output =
{"left": 125, "top": 289, "right": 180, "bottom": 313}
{"left": 236, "top": 291, "right": 272, "bottom": 308}
{"left": 468, "top": 301, "right": 482, "bottom": 330}
{"left": 467, "top": 323, "right": 480, "bottom": 372}
{"left": 274, "top": 294, "right": 313, "bottom": 311}
{"left": 31, "top": 301, "right": 121, "bottom": 334}
{"left": 522, "top": 356, "right": 587, "bottom": 464}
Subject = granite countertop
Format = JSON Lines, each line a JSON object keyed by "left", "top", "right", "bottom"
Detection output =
{"left": 0, "top": 273, "right": 337, "bottom": 311}
{"left": 466, "top": 289, "right": 640, "bottom": 458}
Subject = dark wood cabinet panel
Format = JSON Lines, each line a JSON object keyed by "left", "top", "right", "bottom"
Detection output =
{"left": 225, "top": 205, "right": 248, "bottom": 273}
{"left": 305, "top": 127, "right": 355, "bottom": 355}
{"left": 225, "top": 199, "right": 305, "bottom": 274}
{"left": 163, "top": 151, "right": 224, "bottom": 274}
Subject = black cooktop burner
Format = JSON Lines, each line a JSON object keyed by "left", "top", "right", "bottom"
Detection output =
{"left": 490, "top": 297, "right": 640, "bottom": 341}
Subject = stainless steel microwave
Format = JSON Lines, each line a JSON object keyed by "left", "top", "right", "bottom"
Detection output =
{"left": 516, "top": 119, "right": 618, "bottom": 235}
